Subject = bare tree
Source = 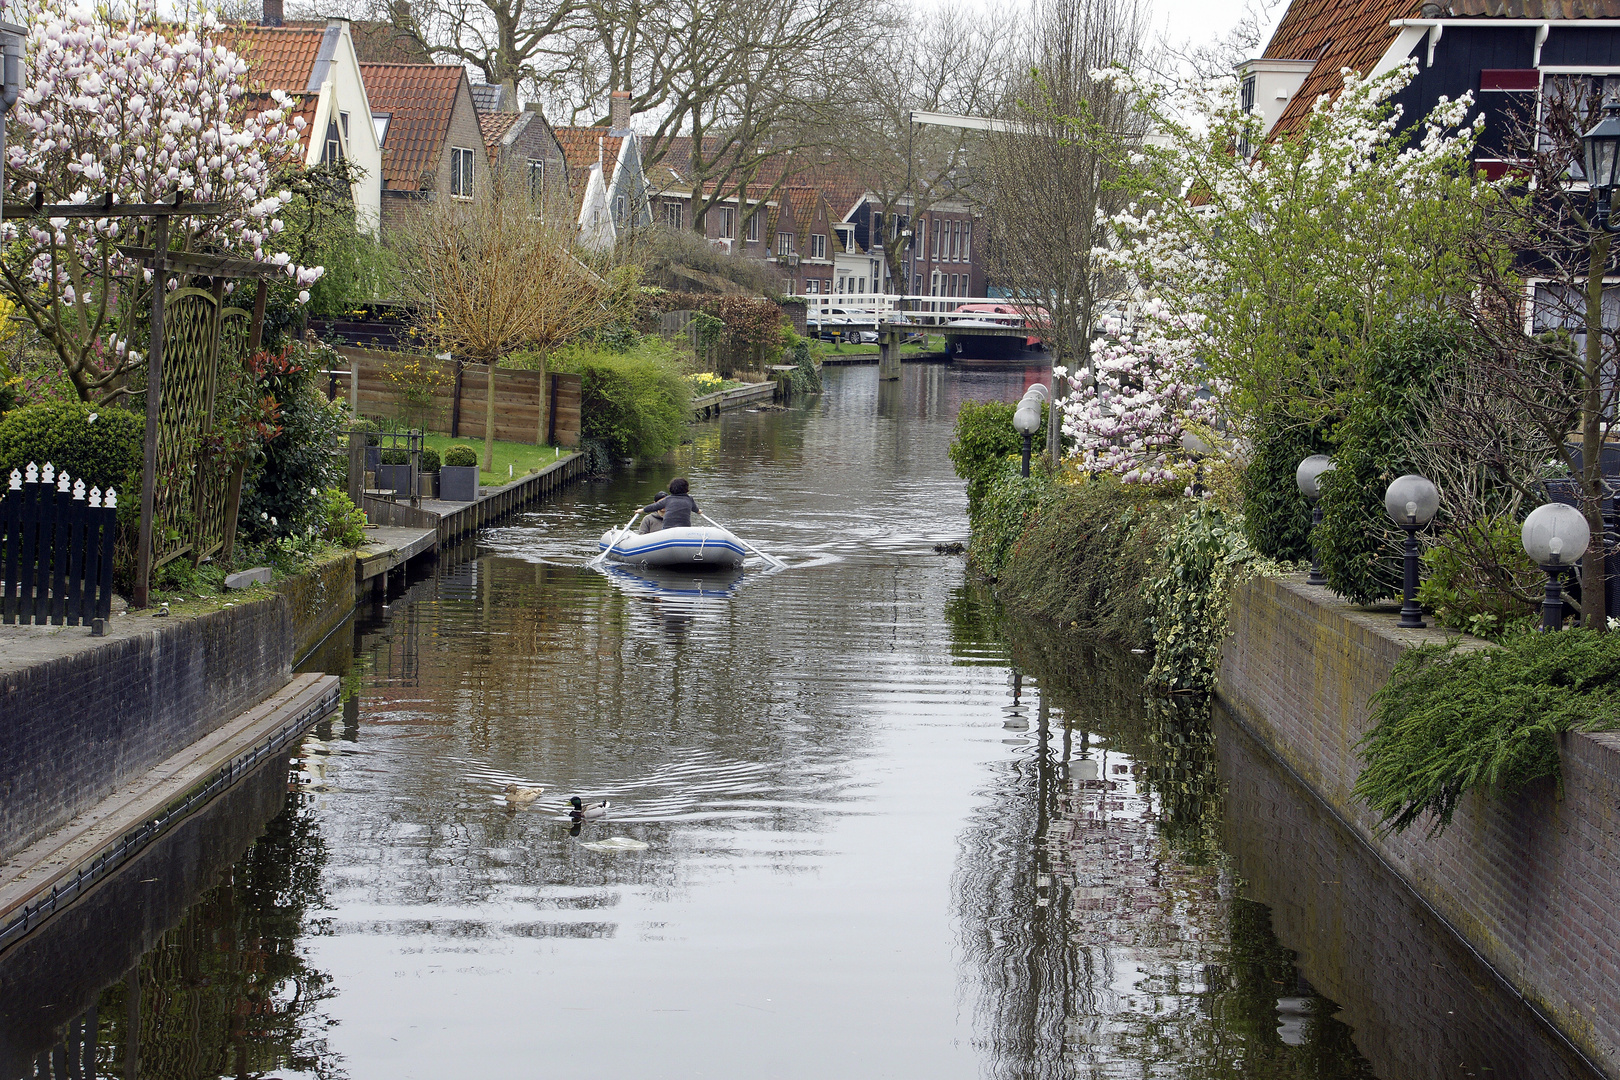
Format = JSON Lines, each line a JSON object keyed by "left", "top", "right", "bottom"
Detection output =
{"left": 1460, "top": 79, "right": 1619, "bottom": 630}
{"left": 399, "top": 176, "right": 606, "bottom": 469}
{"left": 380, "top": 0, "right": 590, "bottom": 106}
{"left": 980, "top": 0, "right": 1148, "bottom": 382}
{"left": 835, "top": 6, "right": 1012, "bottom": 295}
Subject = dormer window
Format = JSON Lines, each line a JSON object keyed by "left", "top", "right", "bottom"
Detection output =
{"left": 323, "top": 120, "right": 343, "bottom": 164}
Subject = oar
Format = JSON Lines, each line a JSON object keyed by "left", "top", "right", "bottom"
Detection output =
{"left": 699, "top": 511, "right": 785, "bottom": 569}
{"left": 588, "top": 511, "right": 641, "bottom": 568}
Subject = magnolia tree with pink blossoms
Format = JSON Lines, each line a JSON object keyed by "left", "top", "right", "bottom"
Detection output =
{"left": 1, "top": 0, "right": 324, "bottom": 403}
{"left": 1054, "top": 300, "right": 1222, "bottom": 486}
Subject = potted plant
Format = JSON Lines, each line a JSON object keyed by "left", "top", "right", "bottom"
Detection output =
{"left": 439, "top": 443, "right": 479, "bottom": 502}
{"left": 376, "top": 448, "right": 412, "bottom": 496}
{"left": 417, "top": 446, "right": 440, "bottom": 498}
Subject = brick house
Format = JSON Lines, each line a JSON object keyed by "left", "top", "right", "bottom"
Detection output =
{"left": 358, "top": 63, "right": 485, "bottom": 239}
{"left": 225, "top": 19, "right": 384, "bottom": 233}
{"left": 478, "top": 108, "right": 571, "bottom": 218}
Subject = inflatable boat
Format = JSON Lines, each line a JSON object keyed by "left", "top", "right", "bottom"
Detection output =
{"left": 596, "top": 525, "right": 747, "bottom": 569}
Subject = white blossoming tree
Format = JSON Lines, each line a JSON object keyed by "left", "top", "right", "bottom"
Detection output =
{"left": 1059, "top": 61, "right": 1506, "bottom": 482}
{"left": 1055, "top": 300, "right": 1222, "bottom": 486}
{"left": 0, "top": 0, "right": 324, "bottom": 404}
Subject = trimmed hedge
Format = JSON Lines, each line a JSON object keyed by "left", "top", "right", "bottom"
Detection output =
{"left": 0, "top": 400, "right": 142, "bottom": 494}
{"left": 1241, "top": 408, "right": 1332, "bottom": 562}
{"left": 443, "top": 444, "right": 478, "bottom": 468}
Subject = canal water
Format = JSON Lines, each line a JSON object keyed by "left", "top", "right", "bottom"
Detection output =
{"left": 0, "top": 365, "right": 1598, "bottom": 1079}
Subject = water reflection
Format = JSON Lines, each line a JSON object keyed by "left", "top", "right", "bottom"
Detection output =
{"left": 0, "top": 364, "right": 1598, "bottom": 1079}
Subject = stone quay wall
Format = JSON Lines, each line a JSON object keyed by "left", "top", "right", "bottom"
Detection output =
{"left": 0, "top": 551, "right": 357, "bottom": 865}
{"left": 1219, "top": 574, "right": 1620, "bottom": 1077}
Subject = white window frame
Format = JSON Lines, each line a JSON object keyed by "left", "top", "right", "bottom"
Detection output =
{"left": 777, "top": 231, "right": 794, "bottom": 256}
{"left": 528, "top": 159, "right": 545, "bottom": 201}
{"left": 719, "top": 206, "right": 736, "bottom": 238}
{"left": 806, "top": 278, "right": 819, "bottom": 294}
{"left": 811, "top": 233, "right": 826, "bottom": 260}
{"left": 745, "top": 210, "right": 760, "bottom": 242}
{"left": 450, "top": 146, "right": 475, "bottom": 199}
{"left": 963, "top": 222, "right": 972, "bottom": 262}
{"left": 665, "top": 200, "right": 684, "bottom": 229}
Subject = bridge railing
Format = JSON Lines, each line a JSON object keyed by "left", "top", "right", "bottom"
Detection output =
{"left": 802, "top": 294, "right": 1042, "bottom": 330}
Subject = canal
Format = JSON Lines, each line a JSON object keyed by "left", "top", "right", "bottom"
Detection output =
{"left": 0, "top": 365, "right": 1598, "bottom": 1079}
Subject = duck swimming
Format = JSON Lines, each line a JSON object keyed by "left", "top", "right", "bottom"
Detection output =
{"left": 569, "top": 796, "right": 609, "bottom": 822}
{"left": 505, "top": 784, "right": 544, "bottom": 806}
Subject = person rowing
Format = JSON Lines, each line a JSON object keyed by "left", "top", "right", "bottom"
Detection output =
{"left": 639, "top": 477, "right": 698, "bottom": 530}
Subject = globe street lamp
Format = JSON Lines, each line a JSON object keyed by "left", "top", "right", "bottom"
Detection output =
{"left": 1296, "top": 454, "right": 1334, "bottom": 586}
{"left": 1522, "top": 502, "right": 1591, "bottom": 631}
{"left": 1013, "top": 401, "right": 1041, "bottom": 478}
{"left": 1384, "top": 474, "right": 1440, "bottom": 628}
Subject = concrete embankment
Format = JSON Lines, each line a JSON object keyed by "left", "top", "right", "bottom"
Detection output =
{"left": 1219, "top": 575, "right": 1620, "bottom": 1076}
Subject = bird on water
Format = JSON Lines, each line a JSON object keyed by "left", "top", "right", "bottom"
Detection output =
{"left": 569, "top": 796, "right": 610, "bottom": 822}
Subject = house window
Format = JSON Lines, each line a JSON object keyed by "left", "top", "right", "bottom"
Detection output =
{"left": 528, "top": 159, "right": 545, "bottom": 201}
{"left": 963, "top": 222, "right": 972, "bottom": 262}
{"left": 777, "top": 232, "right": 794, "bottom": 256}
{"left": 450, "top": 146, "right": 475, "bottom": 198}
{"left": 665, "top": 201, "right": 684, "bottom": 229}
{"left": 323, "top": 120, "right": 343, "bottom": 164}
{"left": 719, "top": 206, "right": 735, "bottom": 238}
{"left": 870, "top": 260, "right": 879, "bottom": 288}
{"left": 931, "top": 217, "right": 939, "bottom": 261}
{"left": 745, "top": 211, "right": 760, "bottom": 242}
{"left": 930, "top": 271, "right": 940, "bottom": 296}
{"left": 1542, "top": 75, "right": 1620, "bottom": 179}
{"left": 858, "top": 277, "right": 866, "bottom": 294}
{"left": 1240, "top": 74, "right": 1256, "bottom": 114}
{"left": 951, "top": 221, "right": 961, "bottom": 261}
{"left": 785, "top": 278, "right": 796, "bottom": 295}
{"left": 873, "top": 211, "right": 884, "bottom": 246}
{"left": 340, "top": 111, "right": 350, "bottom": 140}
{"left": 811, "top": 233, "right": 826, "bottom": 259}
{"left": 823, "top": 278, "right": 832, "bottom": 292}
{"left": 806, "top": 278, "right": 819, "bottom": 294}
{"left": 837, "top": 276, "right": 846, "bottom": 292}
{"left": 615, "top": 196, "right": 626, "bottom": 222}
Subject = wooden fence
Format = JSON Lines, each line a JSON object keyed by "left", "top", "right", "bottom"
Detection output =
{"left": 1, "top": 463, "right": 119, "bottom": 628}
{"left": 336, "top": 347, "right": 581, "bottom": 448}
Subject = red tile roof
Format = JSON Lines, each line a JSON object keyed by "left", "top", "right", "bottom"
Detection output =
{"left": 360, "top": 63, "right": 468, "bottom": 190}
{"left": 1450, "top": 0, "right": 1620, "bottom": 12}
{"left": 225, "top": 26, "right": 326, "bottom": 92}
{"left": 479, "top": 111, "right": 522, "bottom": 159}
{"left": 553, "top": 127, "right": 624, "bottom": 195}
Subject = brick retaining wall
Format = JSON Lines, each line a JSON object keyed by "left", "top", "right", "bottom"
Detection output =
{"left": 1219, "top": 575, "right": 1620, "bottom": 1076}
{"left": 0, "top": 553, "right": 357, "bottom": 864}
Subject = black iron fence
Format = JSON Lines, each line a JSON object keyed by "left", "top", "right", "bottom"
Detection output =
{"left": 0, "top": 462, "right": 119, "bottom": 630}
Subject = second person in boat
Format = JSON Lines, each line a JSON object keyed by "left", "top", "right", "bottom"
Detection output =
{"left": 641, "top": 477, "right": 698, "bottom": 530}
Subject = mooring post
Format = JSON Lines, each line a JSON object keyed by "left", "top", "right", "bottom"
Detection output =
{"left": 878, "top": 329, "right": 902, "bottom": 382}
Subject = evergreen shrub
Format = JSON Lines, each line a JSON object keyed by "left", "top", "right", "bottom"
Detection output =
{"left": 948, "top": 399, "right": 1045, "bottom": 515}
{"left": 1240, "top": 409, "right": 1332, "bottom": 562}
{"left": 0, "top": 399, "right": 142, "bottom": 492}
{"left": 1356, "top": 630, "right": 1620, "bottom": 836}
{"left": 1316, "top": 319, "right": 1464, "bottom": 604}
{"left": 443, "top": 444, "right": 478, "bottom": 468}
{"left": 238, "top": 348, "right": 348, "bottom": 541}
{"left": 418, "top": 447, "right": 441, "bottom": 473}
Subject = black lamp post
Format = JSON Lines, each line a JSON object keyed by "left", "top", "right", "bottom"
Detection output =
{"left": 1384, "top": 474, "right": 1440, "bottom": 628}
{"left": 1521, "top": 502, "right": 1591, "bottom": 631}
{"left": 1583, "top": 101, "right": 1620, "bottom": 231}
{"left": 1296, "top": 454, "right": 1333, "bottom": 586}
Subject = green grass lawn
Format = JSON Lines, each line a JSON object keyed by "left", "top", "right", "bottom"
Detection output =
{"left": 420, "top": 434, "right": 568, "bottom": 488}
{"left": 820, "top": 334, "right": 946, "bottom": 357}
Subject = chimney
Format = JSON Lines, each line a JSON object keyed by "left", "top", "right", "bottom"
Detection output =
{"left": 609, "top": 90, "right": 632, "bottom": 131}
{"left": 262, "top": 0, "right": 284, "bottom": 24}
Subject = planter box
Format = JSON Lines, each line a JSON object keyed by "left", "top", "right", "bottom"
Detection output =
{"left": 439, "top": 465, "right": 478, "bottom": 503}
{"left": 418, "top": 472, "right": 438, "bottom": 499}
{"left": 376, "top": 464, "right": 412, "bottom": 496}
